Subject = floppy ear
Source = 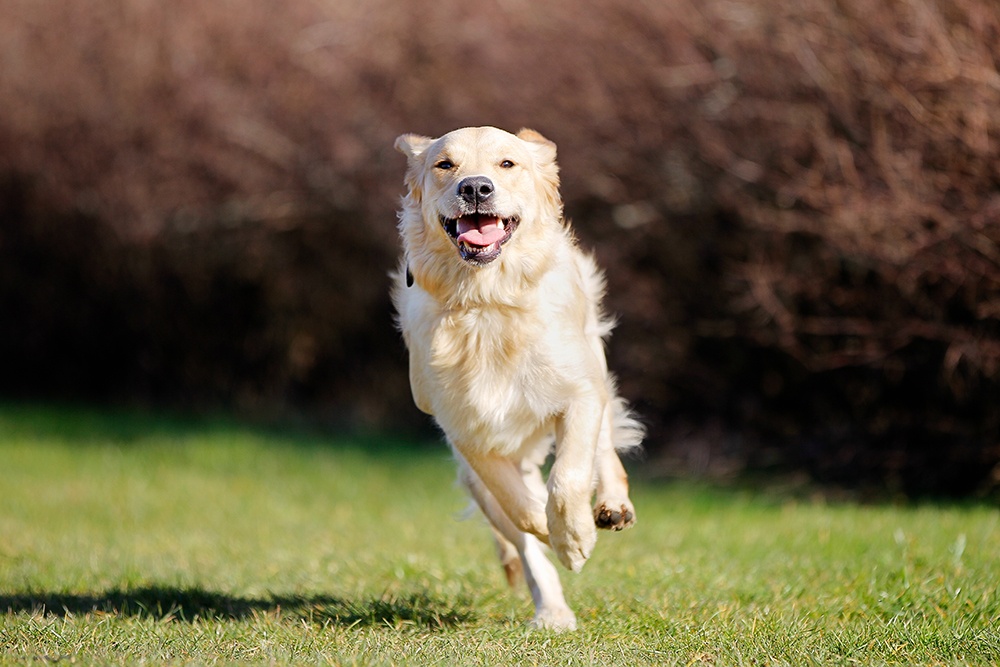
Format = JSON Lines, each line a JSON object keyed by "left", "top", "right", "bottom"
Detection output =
{"left": 517, "top": 128, "right": 561, "bottom": 217}
{"left": 395, "top": 134, "right": 434, "bottom": 198}
{"left": 516, "top": 128, "right": 557, "bottom": 168}
{"left": 395, "top": 133, "right": 433, "bottom": 160}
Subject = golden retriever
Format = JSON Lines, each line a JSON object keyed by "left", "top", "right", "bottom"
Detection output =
{"left": 392, "top": 126, "right": 642, "bottom": 631}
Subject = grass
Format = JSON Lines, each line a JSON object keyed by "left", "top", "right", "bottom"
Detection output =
{"left": 1, "top": 405, "right": 998, "bottom": 666}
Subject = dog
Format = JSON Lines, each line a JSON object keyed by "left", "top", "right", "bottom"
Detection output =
{"left": 392, "top": 126, "right": 642, "bottom": 631}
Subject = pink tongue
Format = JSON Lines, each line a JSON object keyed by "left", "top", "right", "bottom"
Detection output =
{"left": 457, "top": 217, "right": 506, "bottom": 247}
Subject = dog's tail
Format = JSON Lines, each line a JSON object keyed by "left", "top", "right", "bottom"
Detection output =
{"left": 608, "top": 377, "right": 645, "bottom": 455}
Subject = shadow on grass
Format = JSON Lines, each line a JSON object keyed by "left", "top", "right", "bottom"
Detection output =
{"left": 0, "top": 586, "right": 474, "bottom": 629}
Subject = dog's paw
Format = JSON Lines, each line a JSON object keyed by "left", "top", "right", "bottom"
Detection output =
{"left": 547, "top": 504, "right": 597, "bottom": 572}
{"left": 530, "top": 606, "right": 577, "bottom": 632}
{"left": 594, "top": 498, "right": 636, "bottom": 531}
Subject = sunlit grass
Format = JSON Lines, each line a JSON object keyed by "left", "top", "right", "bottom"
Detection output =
{"left": 1, "top": 405, "right": 998, "bottom": 665}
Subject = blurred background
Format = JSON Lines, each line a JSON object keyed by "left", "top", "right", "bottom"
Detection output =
{"left": 2, "top": 0, "right": 999, "bottom": 497}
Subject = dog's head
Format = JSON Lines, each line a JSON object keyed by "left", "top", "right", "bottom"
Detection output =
{"left": 395, "top": 127, "right": 561, "bottom": 269}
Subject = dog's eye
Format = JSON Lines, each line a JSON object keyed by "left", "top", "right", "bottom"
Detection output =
{"left": 435, "top": 160, "right": 454, "bottom": 170}
{"left": 500, "top": 159, "right": 515, "bottom": 169}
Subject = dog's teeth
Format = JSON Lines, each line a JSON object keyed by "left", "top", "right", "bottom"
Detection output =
{"left": 498, "top": 220, "right": 505, "bottom": 231}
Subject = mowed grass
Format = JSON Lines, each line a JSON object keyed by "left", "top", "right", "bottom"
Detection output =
{"left": 1, "top": 406, "right": 998, "bottom": 666}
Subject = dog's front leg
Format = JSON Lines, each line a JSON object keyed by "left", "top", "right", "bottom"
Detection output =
{"left": 547, "top": 395, "right": 603, "bottom": 571}
{"left": 459, "top": 450, "right": 550, "bottom": 540}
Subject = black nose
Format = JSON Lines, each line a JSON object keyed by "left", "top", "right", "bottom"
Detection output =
{"left": 457, "top": 176, "right": 494, "bottom": 205}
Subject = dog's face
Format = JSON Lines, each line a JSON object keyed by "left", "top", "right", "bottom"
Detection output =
{"left": 396, "top": 127, "right": 559, "bottom": 267}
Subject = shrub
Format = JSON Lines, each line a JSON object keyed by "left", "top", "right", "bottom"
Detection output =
{"left": 1, "top": 0, "right": 998, "bottom": 493}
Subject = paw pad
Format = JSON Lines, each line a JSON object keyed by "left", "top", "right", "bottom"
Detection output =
{"left": 594, "top": 503, "right": 635, "bottom": 531}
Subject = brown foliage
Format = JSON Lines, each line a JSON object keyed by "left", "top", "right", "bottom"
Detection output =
{"left": 2, "top": 0, "right": 999, "bottom": 492}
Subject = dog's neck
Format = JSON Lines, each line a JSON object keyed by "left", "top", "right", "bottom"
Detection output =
{"left": 411, "top": 248, "right": 558, "bottom": 310}
{"left": 414, "top": 237, "right": 565, "bottom": 311}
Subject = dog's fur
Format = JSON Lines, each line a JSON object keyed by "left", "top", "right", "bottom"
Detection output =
{"left": 392, "top": 126, "right": 642, "bottom": 631}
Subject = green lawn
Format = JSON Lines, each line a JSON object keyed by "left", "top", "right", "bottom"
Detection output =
{"left": 1, "top": 405, "right": 998, "bottom": 665}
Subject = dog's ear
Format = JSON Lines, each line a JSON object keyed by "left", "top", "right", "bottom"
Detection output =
{"left": 395, "top": 133, "right": 433, "bottom": 160}
{"left": 516, "top": 128, "right": 557, "bottom": 167}
{"left": 517, "top": 129, "right": 561, "bottom": 217}
{"left": 395, "top": 134, "right": 433, "bottom": 199}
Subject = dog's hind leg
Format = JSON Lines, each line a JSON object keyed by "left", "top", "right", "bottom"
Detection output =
{"left": 488, "top": 524, "right": 523, "bottom": 588}
{"left": 455, "top": 454, "right": 577, "bottom": 631}
{"left": 487, "top": 439, "right": 551, "bottom": 589}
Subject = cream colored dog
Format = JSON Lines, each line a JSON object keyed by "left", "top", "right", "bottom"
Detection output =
{"left": 392, "top": 126, "right": 642, "bottom": 631}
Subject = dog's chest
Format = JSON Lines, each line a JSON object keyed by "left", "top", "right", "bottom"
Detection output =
{"left": 428, "top": 307, "right": 563, "bottom": 446}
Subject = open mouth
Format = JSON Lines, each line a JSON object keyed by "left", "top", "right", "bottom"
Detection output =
{"left": 440, "top": 214, "right": 519, "bottom": 265}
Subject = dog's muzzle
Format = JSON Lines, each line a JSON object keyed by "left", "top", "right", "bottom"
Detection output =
{"left": 441, "top": 176, "right": 519, "bottom": 265}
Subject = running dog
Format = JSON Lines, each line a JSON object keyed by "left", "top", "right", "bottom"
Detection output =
{"left": 392, "top": 126, "right": 642, "bottom": 630}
